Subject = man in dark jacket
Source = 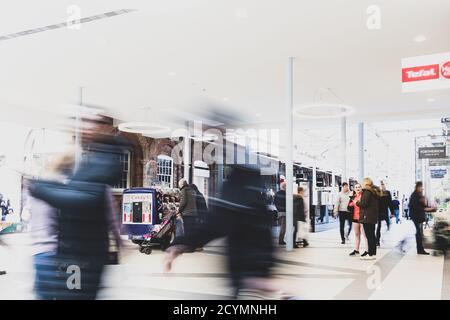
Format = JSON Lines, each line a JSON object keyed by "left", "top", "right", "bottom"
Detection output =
{"left": 409, "top": 182, "right": 436, "bottom": 255}
{"left": 294, "top": 187, "right": 309, "bottom": 248}
{"left": 376, "top": 181, "right": 395, "bottom": 246}
{"left": 190, "top": 184, "right": 208, "bottom": 223}
{"left": 178, "top": 179, "right": 198, "bottom": 241}
{"left": 357, "top": 178, "right": 381, "bottom": 260}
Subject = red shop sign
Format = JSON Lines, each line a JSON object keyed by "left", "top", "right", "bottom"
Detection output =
{"left": 402, "top": 64, "right": 440, "bottom": 83}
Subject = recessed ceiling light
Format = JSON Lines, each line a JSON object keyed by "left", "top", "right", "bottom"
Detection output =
{"left": 168, "top": 72, "right": 176, "bottom": 77}
{"left": 413, "top": 34, "right": 426, "bottom": 43}
{"left": 222, "top": 97, "right": 229, "bottom": 102}
{"left": 427, "top": 98, "right": 436, "bottom": 103}
{"left": 118, "top": 122, "right": 170, "bottom": 135}
{"left": 235, "top": 8, "right": 248, "bottom": 19}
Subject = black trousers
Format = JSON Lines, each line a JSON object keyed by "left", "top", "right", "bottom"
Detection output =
{"left": 376, "top": 215, "right": 390, "bottom": 244}
{"left": 292, "top": 221, "right": 298, "bottom": 245}
{"left": 183, "top": 216, "right": 201, "bottom": 240}
{"left": 413, "top": 220, "right": 425, "bottom": 253}
{"left": 339, "top": 211, "right": 352, "bottom": 241}
{"left": 363, "top": 223, "right": 377, "bottom": 256}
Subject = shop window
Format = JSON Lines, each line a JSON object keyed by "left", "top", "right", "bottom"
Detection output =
{"left": 112, "top": 151, "right": 131, "bottom": 191}
{"left": 157, "top": 155, "right": 173, "bottom": 188}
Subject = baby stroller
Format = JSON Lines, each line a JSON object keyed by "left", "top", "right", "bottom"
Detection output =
{"left": 131, "top": 212, "right": 177, "bottom": 255}
{"left": 432, "top": 210, "right": 450, "bottom": 256}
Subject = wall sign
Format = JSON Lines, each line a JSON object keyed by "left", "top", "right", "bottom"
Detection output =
{"left": 418, "top": 146, "right": 447, "bottom": 159}
{"left": 430, "top": 169, "right": 447, "bottom": 179}
{"left": 429, "top": 159, "right": 450, "bottom": 166}
{"left": 402, "top": 52, "right": 450, "bottom": 92}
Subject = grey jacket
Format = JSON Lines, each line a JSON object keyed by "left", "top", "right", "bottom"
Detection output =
{"left": 179, "top": 185, "right": 198, "bottom": 217}
{"left": 334, "top": 191, "right": 351, "bottom": 213}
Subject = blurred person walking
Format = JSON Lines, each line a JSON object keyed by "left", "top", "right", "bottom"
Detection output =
{"left": 190, "top": 183, "right": 208, "bottom": 224}
{"left": 402, "top": 196, "right": 410, "bottom": 220}
{"left": 357, "top": 178, "right": 382, "bottom": 260}
{"left": 0, "top": 235, "right": 6, "bottom": 275}
{"left": 28, "top": 116, "right": 124, "bottom": 299}
{"left": 178, "top": 179, "right": 198, "bottom": 244}
{"left": 408, "top": 182, "right": 437, "bottom": 255}
{"left": 295, "top": 187, "right": 309, "bottom": 248}
{"left": 376, "top": 181, "right": 395, "bottom": 246}
{"left": 27, "top": 152, "right": 73, "bottom": 299}
{"left": 333, "top": 182, "right": 352, "bottom": 244}
{"left": 165, "top": 164, "right": 282, "bottom": 299}
{"left": 348, "top": 183, "right": 368, "bottom": 257}
{"left": 392, "top": 196, "right": 401, "bottom": 224}
{"left": 275, "top": 182, "right": 287, "bottom": 246}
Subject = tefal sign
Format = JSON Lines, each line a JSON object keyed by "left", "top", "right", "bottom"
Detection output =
{"left": 402, "top": 52, "right": 450, "bottom": 92}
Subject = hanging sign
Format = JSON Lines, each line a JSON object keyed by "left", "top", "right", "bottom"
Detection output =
{"left": 402, "top": 52, "right": 450, "bottom": 92}
{"left": 418, "top": 146, "right": 447, "bottom": 159}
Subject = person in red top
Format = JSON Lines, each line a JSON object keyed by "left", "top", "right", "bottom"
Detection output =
{"left": 348, "top": 184, "right": 368, "bottom": 257}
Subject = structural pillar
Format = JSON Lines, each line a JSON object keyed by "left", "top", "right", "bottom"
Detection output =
{"left": 341, "top": 116, "right": 347, "bottom": 183}
{"left": 285, "top": 57, "right": 294, "bottom": 252}
{"left": 184, "top": 121, "right": 191, "bottom": 183}
{"left": 358, "top": 122, "right": 365, "bottom": 183}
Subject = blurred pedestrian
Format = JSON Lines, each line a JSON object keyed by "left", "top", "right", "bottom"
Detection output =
{"left": 28, "top": 116, "right": 124, "bottom": 299}
{"left": 178, "top": 179, "right": 198, "bottom": 245}
{"left": 0, "top": 235, "right": 6, "bottom": 275}
{"left": 377, "top": 181, "right": 395, "bottom": 246}
{"left": 392, "top": 196, "right": 401, "bottom": 224}
{"left": 165, "top": 164, "right": 281, "bottom": 299}
{"left": 333, "top": 182, "right": 352, "bottom": 244}
{"left": 275, "top": 182, "right": 287, "bottom": 246}
{"left": 27, "top": 152, "right": 73, "bottom": 300}
{"left": 402, "top": 196, "right": 409, "bottom": 220}
{"left": 295, "top": 187, "right": 309, "bottom": 248}
{"left": 190, "top": 183, "right": 208, "bottom": 223}
{"left": 408, "top": 182, "right": 437, "bottom": 255}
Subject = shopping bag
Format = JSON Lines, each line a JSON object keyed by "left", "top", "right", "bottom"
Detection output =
{"left": 297, "top": 221, "right": 310, "bottom": 240}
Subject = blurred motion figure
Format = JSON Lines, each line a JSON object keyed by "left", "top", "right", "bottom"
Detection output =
{"left": 28, "top": 115, "right": 123, "bottom": 299}
{"left": 165, "top": 164, "right": 278, "bottom": 299}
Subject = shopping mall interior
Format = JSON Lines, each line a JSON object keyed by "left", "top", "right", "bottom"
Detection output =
{"left": 0, "top": 0, "right": 449, "bottom": 300}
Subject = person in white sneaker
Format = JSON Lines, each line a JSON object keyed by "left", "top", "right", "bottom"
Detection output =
{"left": 357, "top": 178, "right": 382, "bottom": 260}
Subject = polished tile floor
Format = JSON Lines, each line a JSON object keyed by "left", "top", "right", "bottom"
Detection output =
{"left": 0, "top": 221, "right": 448, "bottom": 300}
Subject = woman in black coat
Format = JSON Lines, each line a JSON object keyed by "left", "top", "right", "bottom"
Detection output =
{"left": 357, "top": 177, "right": 382, "bottom": 260}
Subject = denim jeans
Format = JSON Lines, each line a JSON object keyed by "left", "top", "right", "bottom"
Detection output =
{"left": 34, "top": 252, "right": 104, "bottom": 300}
{"left": 394, "top": 209, "right": 400, "bottom": 224}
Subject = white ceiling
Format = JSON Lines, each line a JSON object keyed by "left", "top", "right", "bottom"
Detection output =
{"left": 1, "top": 0, "right": 449, "bottom": 132}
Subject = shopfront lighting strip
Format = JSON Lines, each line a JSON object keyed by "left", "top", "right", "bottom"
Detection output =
{"left": 0, "top": 9, "right": 136, "bottom": 42}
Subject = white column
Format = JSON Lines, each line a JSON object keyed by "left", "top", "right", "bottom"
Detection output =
{"left": 285, "top": 57, "right": 294, "bottom": 252}
{"left": 184, "top": 121, "right": 191, "bottom": 183}
{"left": 358, "top": 122, "right": 365, "bottom": 182}
{"left": 341, "top": 116, "right": 347, "bottom": 183}
{"left": 312, "top": 160, "right": 317, "bottom": 205}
